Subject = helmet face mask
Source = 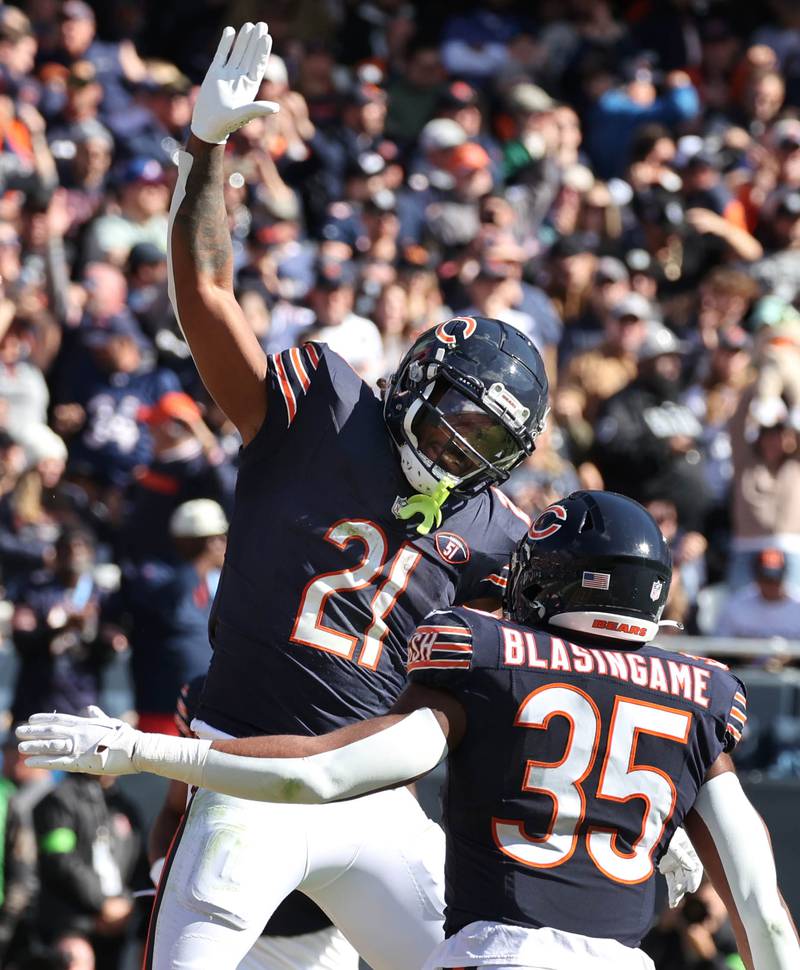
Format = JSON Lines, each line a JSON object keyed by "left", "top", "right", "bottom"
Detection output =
{"left": 385, "top": 317, "right": 549, "bottom": 496}
{"left": 505, "top": 491, "right": 673, "bottom": 644}
{"left": 404, "top": 382, "right": 523, "bottom": 491}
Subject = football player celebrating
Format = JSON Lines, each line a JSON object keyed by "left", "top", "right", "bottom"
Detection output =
{"left": 19, "top": 492, "right": 799, "bottom": 970}
{"left": 115, "top": 18, "right": 554, "bottom": 970}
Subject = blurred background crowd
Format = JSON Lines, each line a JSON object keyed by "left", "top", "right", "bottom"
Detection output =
{"left": 1, "top": 0, "right": 800, "bottom": 967}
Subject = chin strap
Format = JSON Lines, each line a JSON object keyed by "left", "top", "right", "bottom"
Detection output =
{"left": 393, "top": 478, "right": 456, "bottom": 535}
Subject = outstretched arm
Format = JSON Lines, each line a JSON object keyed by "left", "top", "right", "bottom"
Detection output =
{"left": 17, "top": 686, "right": 466, "bottom": 803}
{"left": 168, "top": 23, "right": 278, "bottom": 445}
{"left": 685, "top": 754, "right": 800, "bottom": 970}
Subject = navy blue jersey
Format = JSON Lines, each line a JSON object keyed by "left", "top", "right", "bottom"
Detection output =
{"left": 200, "top": 343, "right": 528, "bottom": 737}
{"left": 408, "top": 607, "right": 747, "bottom": 948}
{"left": 63, "top": 365, "right": 180, "bottom": 487}
{"left": 117, "top": 561, "right": 217, "bottom": 715}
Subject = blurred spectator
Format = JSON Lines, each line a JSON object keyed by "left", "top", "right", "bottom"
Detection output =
{"left": 0, "top": 736, "right": 55, "bottom": 965}
{"left": 585, "top": 64, "right": 700, "bottom": 180}
{"left": 0, "top": 316, "right": 49, "bottom": 440}
{"left": 502, "top": 83, "right": 558, "bottom": 186}
{"left": 52, "top": 312, "right": 179, "bottom": 492}
{"left": 0, "top": 425, "right": 67, "bottom": 586}
{"left": 111, "top": 499, "right": 227, "bottom": 734}
{"left": 729, "top": 394, "right": 800, "bottom": 590}
{"left": 124, "top": 242, "right": 170, "bottom": 343}
{"left": 121, "top": 391, "right": 234, "bottom": 564}
{"left": 8, "top": 526, "right": 125, "bottom": 724}
{"left": 646, "top": 497, "right": 707, "bottom": 627}
{"left": 32, "top": 774, "right": 141, "bottom": 970}
{"left": 682, "top": 325, "right": 753, "bottom": 509}
{"left": 440, "top": 1, "right": 523, "bottom": 82}
{"left": 305, "top": 260, "right": 383, "bottom": 384}
{"left": 83, "top": 158, "right": 169, "bottom": 265}
{"left": 0, "top": 8, "right": 37, "bottom": 99}
{"left": 385, "top": 44, "right": 446, "bottom": 146}
{"left": 643, "top": 878, "right": 742, "bottom": 969}
{"left": 593, "top": 326, "right": 710, "bottom": 530}
{"left": 503, "top": 421, "right": 580, "bottom": 516}
{"left": 557, "top": 292, "right": 650, "bottom": 456}
{"left": 48, "top": 1, "right": 145, "bottom": 126}
{"left": 716, "top": 548, "right": 800, "bottom": 640}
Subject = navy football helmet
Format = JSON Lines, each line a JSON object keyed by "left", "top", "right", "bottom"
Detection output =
{"left": 505, "top": 491, "right": 672, "bottom": 643}
{"left": 384, "top": 317, "right": 549, "bottom": 496}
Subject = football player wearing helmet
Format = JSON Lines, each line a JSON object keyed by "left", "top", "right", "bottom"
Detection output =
{"left": 22, "top": 492, "right": 798, "bottom": 970}
{"left": 109, "top": 20, "right": 550, "bottom": 970}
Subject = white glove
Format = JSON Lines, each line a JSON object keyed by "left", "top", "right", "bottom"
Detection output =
{"left": 16, "top": 706, "right": 141, "bottom": 775}
{"left": 658, "top": 826, "right": 703, "bottom": 908}
{"left": 191, "top": 21, "right": 279, "bottom": 145}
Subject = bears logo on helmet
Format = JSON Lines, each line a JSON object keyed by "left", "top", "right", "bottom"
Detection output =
{"left": 434, "top": 317, "right": 477, "bottom": 345}
{"left": 529, "top": 504, "right": 567, "bottom": 540}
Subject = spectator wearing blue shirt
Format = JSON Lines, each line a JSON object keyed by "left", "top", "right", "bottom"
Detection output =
{"left": 113, "top": 499, "right": 228, "bottom": 734}
{"left": 52, "top": 312, "right": 180, "bottom": 490}
{"left": 441, "top": 1, "right": 525, "bottom": 82}
{"left": 53, "top": 1, "right": 146, "bottom": 124}
{"left": 9, "top": 526, "right": 123, "bottom": 723}
{"left": 585, "top": 63, "right": 700, "bottom": 179}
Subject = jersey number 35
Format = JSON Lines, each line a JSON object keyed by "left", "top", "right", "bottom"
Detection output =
{"left": 493, "top": 684, "right": 691, "bottom": 885}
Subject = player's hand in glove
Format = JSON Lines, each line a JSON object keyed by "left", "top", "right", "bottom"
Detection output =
{"left": 659, "top": 826, "right": 703, "bottom": 908}
{"left": 16, "top": 707, "right": 141, "bottom": 775}
{"left": 191, "top": 21, "right": 279, "bottom": 145}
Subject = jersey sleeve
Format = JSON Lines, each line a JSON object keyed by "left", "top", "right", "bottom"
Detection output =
{"left": 457, "top": 487, "right": 530, "bottom": 603}
{"left": 406, "top": 608, "right": 474, "bottom": 689}
{"left": 265, "top": 342, "right": 323, "bottom": 431}
{"left": 243, "top": 341, "right": 367, "bottom": 460}
{"left": 723, "top": 678, "right": 748, "bottom": 753}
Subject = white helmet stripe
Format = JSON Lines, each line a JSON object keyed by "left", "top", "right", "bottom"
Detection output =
{"left": 549, "top": 611, "right": 660, "bottom": 643}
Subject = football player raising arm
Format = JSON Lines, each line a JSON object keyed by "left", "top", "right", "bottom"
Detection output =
{"left": 168, "top": 22, "right": 278, "bottom": 444}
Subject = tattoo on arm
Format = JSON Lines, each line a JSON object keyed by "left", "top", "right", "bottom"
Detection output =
{"left": 174, "top": 142, "right": 232, "bottom": 286}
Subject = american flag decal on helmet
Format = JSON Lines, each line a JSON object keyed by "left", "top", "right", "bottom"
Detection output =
{"left": 582, "top": 571, "right": 611, "bottom": 590}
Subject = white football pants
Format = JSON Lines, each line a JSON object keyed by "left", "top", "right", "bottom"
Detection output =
{"left": 238, "top": 926, "right": 359, "bottom": 970}
{"left": 144, "top": 784, "right": 446, "bottom": 970}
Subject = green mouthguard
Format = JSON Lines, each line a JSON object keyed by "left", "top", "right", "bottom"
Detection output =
{"left": 394, "top": 478, "right": 456, "bottom": 535}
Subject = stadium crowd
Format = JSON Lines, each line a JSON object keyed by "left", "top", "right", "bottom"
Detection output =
{"left": 1, "top": 0, "right": 800, "bottom": 967}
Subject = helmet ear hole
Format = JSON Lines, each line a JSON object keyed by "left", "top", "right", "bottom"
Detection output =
{"left": 522, "top": 582, "right": 542, "bottom": 605}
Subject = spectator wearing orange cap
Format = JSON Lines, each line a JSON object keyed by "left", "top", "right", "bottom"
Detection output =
{"left": 716, "top": 548, "right": 800, "bottom": 641}
{"left": 423, "top": 142, "right": 495, "bottom": 250}
{"left": 120, "top": 391, "right": 234, "bottom": 565}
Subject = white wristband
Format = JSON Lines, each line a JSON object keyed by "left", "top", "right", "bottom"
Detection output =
{"left": 132, "top": 732, "right": 211, "bottom": 786}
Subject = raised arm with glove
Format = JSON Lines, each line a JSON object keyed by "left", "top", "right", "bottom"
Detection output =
{"left": 168, "top": 22, "right": 279, "bottom": 445}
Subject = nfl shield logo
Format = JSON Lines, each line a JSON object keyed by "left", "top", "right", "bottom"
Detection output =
{"left": 650, "top": 579, "right": 663, "bottom": 601}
